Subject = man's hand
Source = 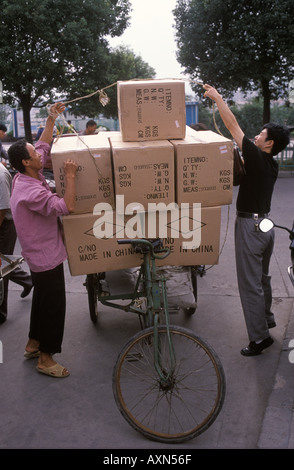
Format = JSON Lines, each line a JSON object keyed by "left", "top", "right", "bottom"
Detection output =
{"left": 202, "top": 84, "right": 244, "bottom": 148}
{"left": 63, "top": 159, "right": 78, "bottom": 178}
{"left": 203, "top": 84, "right": 221, "bottom": 101}
{"left": 49, "top": 102, "right": 66, "bottom": 119}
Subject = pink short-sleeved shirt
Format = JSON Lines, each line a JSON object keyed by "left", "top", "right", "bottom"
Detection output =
{"left": 10, "top": 141, "right": 69, "bottom": 272}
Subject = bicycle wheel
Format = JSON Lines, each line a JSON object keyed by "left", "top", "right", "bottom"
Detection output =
{"left": 113, "top": 325, "right": 226, "bottom": 443}
{"left": 85, "top": 274, "right": 99, "bottom": 324}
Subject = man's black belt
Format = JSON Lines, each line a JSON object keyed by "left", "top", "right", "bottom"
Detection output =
{"left": 237, "top": 211, "right": 268, "bottom": 219}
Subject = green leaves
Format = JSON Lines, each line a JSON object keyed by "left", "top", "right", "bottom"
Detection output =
{"left": 173, "top": 0, "right": 294, "bottom": 123}
{"left": 0, "top": 0, "right": 132, "bottom": 139}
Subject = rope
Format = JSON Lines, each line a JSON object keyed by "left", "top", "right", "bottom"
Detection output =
{"left": 46, "top": 77, "right": 205, "bottom": 211}
{"left": 47, "top": 77, "right": 205, "bottom": 113}
{"left": 47, "top": 78, "right": 229, "bottom": 239}
{"left": 202, "top": 92, "right": 232, "bottom": 272}
{"left": 47, "top": 87, "right": 116, "bottom": 208}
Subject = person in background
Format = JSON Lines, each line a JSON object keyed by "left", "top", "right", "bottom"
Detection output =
{"left": 203, "top": 83, "right": 290, "bottom": 357}
{"left": 35, "top": 125, "right": 44, "bottom": 141}
{"left": 0, "top": 123, "right": 9, "bottom": 163}
{"left": 8, "top": 102, "right": 78, "bottom": 377}
{"left": 66, "top": 120, "right": 76, "bottom": 133}
{"left": 0, "top": 162, "right": 33, "bottom": 324}
{"left": 189, "top": 122, "right": 208, "bottom": 131}
{"left": 81, "top": 119, "right": 97, "bottom": 135}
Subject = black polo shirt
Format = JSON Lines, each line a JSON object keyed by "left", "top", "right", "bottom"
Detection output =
{"left": 236, "top": 136, "right": 278, "bottom": 214}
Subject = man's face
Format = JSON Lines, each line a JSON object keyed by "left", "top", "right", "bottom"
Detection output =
{"left": 0, "top": 130, "right": 6, "bottom": 140}
{"left": 25, "top": 143, "right": 42, "bottom": 171}
{"left": 86, "top": 124, "right": 97, "bottom": 135}
{"left": 254, "top": 128, "right": 273, "bottom": 153}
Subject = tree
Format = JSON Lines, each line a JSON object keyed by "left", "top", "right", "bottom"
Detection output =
{"left": 67, "top": 45, "right": 156, "bottom": 119}
{"left": 0, "top": 0, "right": 131, "bottom": 141}
{"left": 173, "top": 0, "right": 294, "bottom": 123}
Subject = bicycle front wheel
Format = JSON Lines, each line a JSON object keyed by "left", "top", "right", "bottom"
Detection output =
{"left": 113, "top": 325, "right": 226, "bottom": 443}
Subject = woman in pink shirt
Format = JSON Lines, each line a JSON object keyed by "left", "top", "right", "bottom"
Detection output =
{"left": 8, "top": 103, "right": 78, "bottom": 378}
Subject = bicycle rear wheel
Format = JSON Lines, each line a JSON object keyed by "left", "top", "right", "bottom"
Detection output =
{"left": 113, "top": 325, "right": 226, "bottom": 443}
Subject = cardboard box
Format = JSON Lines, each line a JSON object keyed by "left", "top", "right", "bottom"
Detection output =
{"left": 51, "top": 133, "right": 115, "bottom": 213}
{"left": 62, "top": 205, "right": 221, "bottom": 276}
{"left": 171, "top": 129, "right": 234, "bottom": 207}
{"left": 117, "top": 79, "right": 186, "bottom": 141}
{"left": 110, "top": 134, "right": 175, "bottom": 212}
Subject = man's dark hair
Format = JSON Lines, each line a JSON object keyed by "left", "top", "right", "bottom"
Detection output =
{"left": 8, "top": 139, "right": 30, "bottom": 173}
{"left": 263, "top": 122, "right": 290, "bottom": 156}
{"left": 0, "top": 122, "right": 7, "bottom": 132}
{"left": 86, "top": 119, "right": 96, "bottom": 128}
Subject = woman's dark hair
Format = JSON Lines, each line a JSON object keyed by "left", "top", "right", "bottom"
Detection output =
{"left": 8, "top": 139, "right": 30, "bottom": 173}
{"left": 263, "top": 123, "right": 290, "bottom": 156}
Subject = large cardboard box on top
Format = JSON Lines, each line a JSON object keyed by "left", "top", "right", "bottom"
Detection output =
{"left": 51, "top": 133, "right": 114, "bottom": 214}
{"left": 117, "top": 79, "right": 186, "bottom": 141}
{"left": 62, "top": 205, "right": 221, "bottom": 276}
{"left": 110, "top": 134, "right": 175, "bottom": 213}
{"left": 171, "top": 128, "right": 234, "bottom": 207}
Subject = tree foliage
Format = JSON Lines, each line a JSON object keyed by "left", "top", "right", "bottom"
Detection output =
{"left": 173, "top": 0, "right": 294, "bottom": 124}
{"left": 0, "top": 0, "right": 132, "bottom": 141}
{"left": 198, "top": 100, "right": 294, "bottom": 139}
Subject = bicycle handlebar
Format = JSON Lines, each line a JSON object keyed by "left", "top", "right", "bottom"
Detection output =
{"left": 117, "top": 238, "right": 170, "bottom": 260}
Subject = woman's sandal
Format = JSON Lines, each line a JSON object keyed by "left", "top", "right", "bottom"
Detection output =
{"left": 36, "top": 363, "right": 70, "bottom": 378}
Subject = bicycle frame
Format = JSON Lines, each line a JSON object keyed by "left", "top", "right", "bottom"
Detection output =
{"left": 98, "top": 238, "right": 176, "bottom": 382}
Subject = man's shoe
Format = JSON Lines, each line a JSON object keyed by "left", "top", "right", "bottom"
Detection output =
{"left": 20, "top": 285, "right": 33, "bottom": 298}
{"left": 268, "top": 321, "right": 276, "bottom": 329}
{"left": 241, "top": 336, "right": 274, "bottom": 356}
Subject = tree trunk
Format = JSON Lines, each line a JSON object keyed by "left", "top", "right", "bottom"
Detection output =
{"left": 261, "top": 78, "right": 271, "bottom": 124}
{"left": 20, "top": 96, "right": 33, "bottom": 143}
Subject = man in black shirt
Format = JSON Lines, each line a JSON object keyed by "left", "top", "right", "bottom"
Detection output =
{"left": 203, "top": 84, "right": 290, "bottom": 356}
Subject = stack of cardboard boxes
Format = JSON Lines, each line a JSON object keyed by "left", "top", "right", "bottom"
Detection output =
{"left": 51, "top": 80, "right": 234, "bottom": 276}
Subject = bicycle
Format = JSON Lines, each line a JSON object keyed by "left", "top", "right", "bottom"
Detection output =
{"left": 85, "top": 238, "right": 226, "bottom": 443}
{"left": 259, "top": 218, "right": 294, "bottom": 286}
{"left": 0, "top": 254, "right": 24, "bottom": 305}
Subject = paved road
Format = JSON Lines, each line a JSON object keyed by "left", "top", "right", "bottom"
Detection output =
{"left": 0, "top": 175, "right": 294, "bottom": 453}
